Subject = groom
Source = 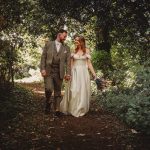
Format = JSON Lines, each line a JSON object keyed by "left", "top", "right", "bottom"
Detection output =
{"left": 40, "top": 29, "right": 71, "bottom": 116}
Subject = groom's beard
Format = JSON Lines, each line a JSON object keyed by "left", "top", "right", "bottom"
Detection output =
{"left": 60, "top": 41, "right": 64, "bottom": 44}
{"left": 60, "top": 39, "right": 65, "bottom": 43}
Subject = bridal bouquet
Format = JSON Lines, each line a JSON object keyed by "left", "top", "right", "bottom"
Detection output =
{"left": 95, "top": 78, "right": 105, "bottom": 90}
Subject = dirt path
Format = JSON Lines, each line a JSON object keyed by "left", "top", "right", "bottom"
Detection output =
{"left": 0, "top": 83, "right": 150, "bottom": 150}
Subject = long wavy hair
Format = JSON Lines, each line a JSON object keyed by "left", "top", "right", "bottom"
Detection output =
{"left": 74, "top": 35, "right": 86, "bottom": 54}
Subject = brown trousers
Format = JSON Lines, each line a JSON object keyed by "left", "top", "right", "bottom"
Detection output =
{"left": 44, "top": 72, "right": 63, "bottom": 111}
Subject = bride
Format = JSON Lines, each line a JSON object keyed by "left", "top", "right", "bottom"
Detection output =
{"left": 60, "top": 35, "right": 96, "bottom": 117}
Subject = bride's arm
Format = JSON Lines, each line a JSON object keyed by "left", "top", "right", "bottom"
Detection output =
{"left": 87, "top": 58, "right": 96, "bottom": 79}
{"left": 86, "top": 49, "right": 96, "bottom": 79}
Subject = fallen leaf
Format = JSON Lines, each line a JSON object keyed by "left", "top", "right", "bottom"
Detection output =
{"left": 77, "top": 133, "right": 85, "bottom": 136}
{"left": 131, "top": 129, "right": 138, "bottom": 134}
{"left": 96, "top": 132, "right": 101, "bottom": 135}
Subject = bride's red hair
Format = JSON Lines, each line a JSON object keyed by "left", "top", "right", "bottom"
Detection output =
{"left": 74, "top": 35, "right": 86, "bottom": 54}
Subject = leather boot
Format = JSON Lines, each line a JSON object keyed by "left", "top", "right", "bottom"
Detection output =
{"left": 54, "top": 96, "right": 63, "bottom": 117}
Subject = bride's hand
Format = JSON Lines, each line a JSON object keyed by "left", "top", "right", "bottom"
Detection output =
{"left": 93, "top": 74, "right": 97, "bottom": 80}
{"left": 64, "top": 75, "right": 71, "bottom": 81}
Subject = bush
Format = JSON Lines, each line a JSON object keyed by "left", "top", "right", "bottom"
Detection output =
{"left": 91, "top": 50, "right": 112, "bottom": 76}
{"left": 97, "top": 59, "right": 150, "bottom": 134}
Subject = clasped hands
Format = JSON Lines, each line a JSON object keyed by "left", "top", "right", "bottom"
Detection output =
{"left": 64, "top": 74, "right": 71, "bottom": 81}
{"left": 41, "top": 70, "right": 71, "bottom": 81}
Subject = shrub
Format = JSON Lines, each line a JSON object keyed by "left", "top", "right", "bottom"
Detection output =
{"left": 97, "top": 59, "right": 150, "bottom": 134}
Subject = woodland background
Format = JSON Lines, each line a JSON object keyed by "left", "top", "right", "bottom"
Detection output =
{"left": 0, "top": 0, "right": 150, "bottom": 141}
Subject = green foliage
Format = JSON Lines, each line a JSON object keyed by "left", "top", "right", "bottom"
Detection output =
{"left": 0, "top": 39, "right": 18, "bottom": 85}
{"left": 107, "top": 44, "right": 141, "bottom": 87}
{"left": 97, "top": 60, "right": 150, "bottom": 134}
{"left": 1, "top": 0, "right": 149, "bottom": 83}
{"left": 0, "top": 0, "right": 22, "bottom": 31}
{"left": 91, "top": 50, "right": 112, "bottom": 75}
{"left": 1, "top": 0, "right": 150, "bottom": 133}
{"left": 91, "top": 70, "right": 104, "bottom": 95}
{"left": 14, "top": 34, "right": 41, "bottom": 79}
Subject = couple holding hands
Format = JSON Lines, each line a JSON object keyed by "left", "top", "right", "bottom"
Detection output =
{"left": 40, "top": 29, "right": 96, "bottom": 118}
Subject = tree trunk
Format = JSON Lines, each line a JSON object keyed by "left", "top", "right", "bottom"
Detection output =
{"left": 95, "top": 15, "right": 113, "bottom": 76}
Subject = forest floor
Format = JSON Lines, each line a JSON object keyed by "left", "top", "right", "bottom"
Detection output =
{"left": 0, "top": 83, "right": 150, "bottom": 150}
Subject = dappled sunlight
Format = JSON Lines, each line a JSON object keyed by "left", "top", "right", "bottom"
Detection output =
{"left": 15, "top": 68, "right": 43, "bottom": 83}
{"left": 1, "top": 0, "right": 149, "bottom": 149}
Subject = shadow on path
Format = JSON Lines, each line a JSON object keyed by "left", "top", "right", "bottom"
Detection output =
{"left": 0, "top": 83, "right": 150, "bottom": 150}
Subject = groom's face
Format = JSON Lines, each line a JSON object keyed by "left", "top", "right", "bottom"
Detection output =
{"left": 59, "top": 32, "right": 67, "bottom": 43}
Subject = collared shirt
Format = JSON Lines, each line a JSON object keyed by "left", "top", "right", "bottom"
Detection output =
{"left": 55, "top": 40, "right": 62, "bottom": 53}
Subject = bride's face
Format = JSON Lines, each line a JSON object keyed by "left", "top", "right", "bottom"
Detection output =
{"left": 74, "top": 37, "right": 81, "bottom": 47}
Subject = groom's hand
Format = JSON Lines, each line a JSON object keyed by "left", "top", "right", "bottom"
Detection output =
{"left": 41, "top": 70, "right": 47, "bottom": 77}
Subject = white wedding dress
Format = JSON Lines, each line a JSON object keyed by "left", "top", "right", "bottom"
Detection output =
{"left": 60, "top": 53, "right": 91, "bottom": 117}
